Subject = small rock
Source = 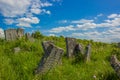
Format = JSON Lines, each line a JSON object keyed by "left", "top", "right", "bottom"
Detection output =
{"left": 14, "top": 47, "right": 21, "bottom": 53}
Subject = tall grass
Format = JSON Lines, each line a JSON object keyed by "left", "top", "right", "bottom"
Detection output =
{"left": 0, "top": 36, "right": 119, "bottom": 80}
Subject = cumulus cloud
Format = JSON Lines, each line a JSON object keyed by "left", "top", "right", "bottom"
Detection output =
{"left": 4, "top": 19, "right": 14, "bottom": 25}
{"left": 49, "top": 13, "right": 120, "bottom": 42}
{"left": 0, "top": 0, "right": 53, "bottom": 27}
{"left": 58, "top": 20, "right": 68, "bottom": 23}
{"left": 71, "top": 19, "right": 94, "bottom": 24}
{"left": 107, "top": 14, "right": 120, "bottom": 18}
{"left": 49, "top": 34, "right": 56, "bottom": 36}
{"left": 16, "top": 17, "right": 40, "bottom": 27}
{"left": 71, "top": 29, "right": 120, "bottom": 42}
{"left": 0, "top": 0, "right": 31, "bottom": 17}
{"left": 49, "top": 25, "right": 75, "bottom": 33}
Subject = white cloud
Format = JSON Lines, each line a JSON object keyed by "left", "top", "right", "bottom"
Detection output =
{"left": 49, "top": 34, "right": 56, "bottom": 36}
{"left": 71, "top": 19, "right": 94, "bottom": 24}
{"left": 0, "top": 0, "right": 31, "bottom": 17}
{"left": 77, "top": 23, "right": 97, "bottom": 30}
{"left": 0, "top": 28, "right": 5, "bottom": 38}
{"left": 31, "top": 8, "right": 41, "bottom": 14}
{"left": 16, "top": 17, "right": 40, "bottom": 27}
{"left": 97, "top": 13, "right": 103, "bottom": 17}
{"left": 107, "top": 14, "right": 120, "bottom": 18}
{"left": 42, "top": 9, "right": 51, "bottom": 14}
{"left": 4, "top": 19, "right": 14, "bottom": 25}
{"left": 0, "top": 0, "right": 53, "bottom": 27}
{"left": 49, "top": 25, "right": 75, "bottom": 33}
{"left": 16, "top": 23, "right": 31, "bottom": 27}
{"left": 49, "top": 13, "right": 120, "bottom": 42}
{"left": 94, "top": 13, "right": 103, "bottom": 19}
{"left": 17, "top": 17, "right": 40, "bottom": 24}
{"left": 41, "top": 2, "right": 52, "bottom": 7}
{"left": 58, "top": 20, "right": 68, "bottom": 23}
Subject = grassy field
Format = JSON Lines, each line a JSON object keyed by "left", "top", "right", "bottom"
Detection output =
{"left": 0, "top": 36, "right": 119, "bottom": 80}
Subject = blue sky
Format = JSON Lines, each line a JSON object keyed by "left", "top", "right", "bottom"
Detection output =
{"left": 0, "top": 0, "right": 120, "bottom": 42}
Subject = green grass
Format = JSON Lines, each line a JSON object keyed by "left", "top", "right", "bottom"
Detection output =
{"left": 0, "top": 36, "right": 119, "bottom": 80}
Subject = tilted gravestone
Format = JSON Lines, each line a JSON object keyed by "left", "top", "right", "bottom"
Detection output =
{"left": 110, "top": 55, "right": 120, "bottom": 78}
{"left": 4, "top": 28, "right": 24, "bottom": 41}
{"left": 66, "top": 37, "right": 77, "bottom": 58}
{"left": 35, "top": 41, "right": 64, "bottom": 74}
{"left": 85, "top": 44, "right": 91, "bottom": 62}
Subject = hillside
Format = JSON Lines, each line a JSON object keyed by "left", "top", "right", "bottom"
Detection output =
{"left": 0, "top": 35, "right": 120, "bottom": 80}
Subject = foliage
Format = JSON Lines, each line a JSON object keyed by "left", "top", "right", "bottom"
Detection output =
{"left": 32, "top": 31, "right": 44, "bottom": 39}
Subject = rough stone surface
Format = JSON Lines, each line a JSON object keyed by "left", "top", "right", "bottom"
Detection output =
{"left": 118, "top": 42, "right": 120, "bottom": 48}
{"left": 14, "top": 47, "right": 21, "bottom": 53}
{"left": 110, "top": 55, "right": 120, "bottom": 78}
{"left": 75, "top": 44, "right": 84, "bottom": 55}
{"left": 17, "top": 28, "right": 24, "bottom": 38}
{"left": 25, "top": 33, "right": 35, "bottom": 42}
{"left": 4, "top": 28, "right": 24, "bottom": 41}
{"left": 85, "top": 44, "right": 91, "bottom": 62}
{"left": 66, "top": 37, "right": 77, "bottom": 58}
{"left": 35, "top": 41, "right": 64, "bottom": 74}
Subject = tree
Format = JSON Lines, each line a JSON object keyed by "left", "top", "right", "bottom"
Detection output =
{"left": 32, "top": 31, "right": 44, "bottom": 39}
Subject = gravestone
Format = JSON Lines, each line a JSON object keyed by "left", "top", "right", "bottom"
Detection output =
{"left": 4, "top": 28, "right": 24, "bottom": 41}
{"left": 25, "top": 33, "right": 31, "bottom": 39}
{"left": 66, "top": 37, "right": 77, "bottom": 58}
{"left": 110, "top": 55, "right": 120, "bottom": 78}
{"left": 25, "top": 33, "right": 35, "bottom": 42}
{"left": 85, "top": 44, "right": 91, "bottom": 62}
{"left": 75, "top": 43, "right": 84, "bottom": 55}
{"left": 118, "top": 42, "right": 120, "bottom": 48}
{"left": 14, "top": 47, "right": 21, "bottom": 53}
{"left": 17, "top": 28, "right": 24, "bottom": 38}
{"left": 4, "top": 29, "right": 18, "bottom": 41}
{"left": 35, "top": 41, "right": 64, "bottom": 74}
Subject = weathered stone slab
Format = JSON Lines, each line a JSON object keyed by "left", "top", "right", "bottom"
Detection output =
{"left": 17, "top": 28, "right": 24, "bottom": 38}
{"left": 25, "top": 33, "right": 35, "bottom": 42}
{"left": 66, "top": 37, "right": 77, "bottom": 58}
{"left": 85, "top": 44, "right": 91, "bottom": 62}
{"left": 35, "top": 41, "right": 64, "bottom": 74}
{"left": 4, "top": 28, "right": 24, "bottom": 41}
{"left": 118, "top": 42, "right": 120, "bottom": 48}
{"left": 4, "top": 29, "right": 18, "bottom": 41}
{"left": 110, "top": 55, "right": 120, "bottom": 78}
{"left": 75, "top": 43, "right": 84, "bottom": 55}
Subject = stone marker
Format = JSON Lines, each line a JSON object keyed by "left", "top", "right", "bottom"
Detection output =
{"left": 118, "top": 42, "right": 120, "bottom": 48}
{"left": 66, "top": 37, "right": 77, "bottom": 58}
{"left": 35, "top": 41, "right": 64, "bottom": 74}
{"left": 75, "top": 43, "right": 84, "bottom": 55}
{"left": 4, "top": 28, "right": 24, "bottom": 41}
{"left": 14, "top": 47, "right": 21, "bottom": 53}
{"left": 4, "top": 29, "right": 18, "bottom": 41}
{"left": 25, "top": 33, "right": 35, "bottom": 42}
{"left": 85, "top": 44, "right": 91, "bottom": 62}
{"left": 110, "top": 55, "right": 120, "bottom": 78}
{"left": 17, "top": 28, "right": 24, "bottom": 38}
